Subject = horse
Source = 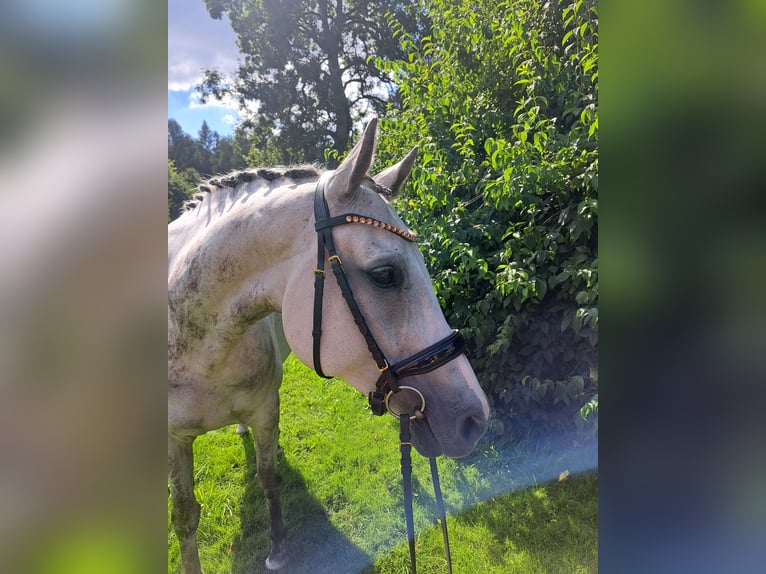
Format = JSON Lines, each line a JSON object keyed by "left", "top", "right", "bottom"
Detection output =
{"left": 168, "top": 119, "right": 490, "bottom": 573}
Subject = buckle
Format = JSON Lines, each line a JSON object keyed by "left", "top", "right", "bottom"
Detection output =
{"left": 368, "top": 391, "right": 387, "bottom": 416}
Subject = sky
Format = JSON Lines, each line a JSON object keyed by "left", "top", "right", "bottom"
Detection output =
{"left": 168, "top": 0, "right": 241, "bottom": 137}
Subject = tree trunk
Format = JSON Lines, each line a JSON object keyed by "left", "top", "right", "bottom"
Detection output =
{"left": 319, "top": 0, "right": 352, "bottom": 159}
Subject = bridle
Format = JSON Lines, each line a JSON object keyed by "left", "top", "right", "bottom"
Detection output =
{"left": 311, "top": 172, "right": 464, "bottom": 572}
{"left": 311, "top": 172, "right": 466, "bottom": 415}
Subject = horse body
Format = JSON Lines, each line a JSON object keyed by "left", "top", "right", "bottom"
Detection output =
{"left": 168, "top": 120, "right": 489, "bottom": 573}
{"left": 168, "top": 169, "right": 313, "bottom": 429}
{"left": 169, "top": 170, "right": 317, "bottom": 572}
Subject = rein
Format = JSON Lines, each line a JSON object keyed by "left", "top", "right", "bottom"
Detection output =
{"left": 311, "top": 173, "right": 462, "bottom": 572}
{"left": 399, "top": 414, "right": 454, "bottom": 574}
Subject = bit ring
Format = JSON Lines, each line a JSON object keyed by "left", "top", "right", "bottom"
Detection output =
{"left": 385, "top": 385, "right": 426, "bottom": 419}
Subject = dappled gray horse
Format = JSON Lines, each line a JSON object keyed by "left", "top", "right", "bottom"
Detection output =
{"left": 168, "top": 119, "right": 490, "bottom": 573}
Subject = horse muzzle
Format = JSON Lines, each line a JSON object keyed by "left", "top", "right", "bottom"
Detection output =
{"left": 385, "top": 379, "right": 489, "bottom": 459}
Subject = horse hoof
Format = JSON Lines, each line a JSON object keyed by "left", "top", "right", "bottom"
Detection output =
{"left": 235, "top": 424, "right": 249, "bottom": 435}
{"left": 264, "top": 551, "right": 286, "bottom": 571}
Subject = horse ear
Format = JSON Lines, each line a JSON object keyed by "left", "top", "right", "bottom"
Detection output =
{"left": 331, "top": 118, "right": 378, "bottom": 203}
{"left": 373, "top": 146, "right": 418, "bottom": 199}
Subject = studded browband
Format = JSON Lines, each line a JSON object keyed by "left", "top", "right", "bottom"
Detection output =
{"left": 315, "top": 213, "right": 418, "bottom": 242}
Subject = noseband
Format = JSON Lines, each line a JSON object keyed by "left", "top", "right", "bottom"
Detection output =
{"left": 311, "top": 173, "right": 466, "bottom": 416}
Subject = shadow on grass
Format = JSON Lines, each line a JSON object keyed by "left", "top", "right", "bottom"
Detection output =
{"left": 231, "top": 433, "right": 372, "bottom": 574}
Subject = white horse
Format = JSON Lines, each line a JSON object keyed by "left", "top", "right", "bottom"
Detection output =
{"left": 168, "top": 119, "right": 490, "bottom": 573}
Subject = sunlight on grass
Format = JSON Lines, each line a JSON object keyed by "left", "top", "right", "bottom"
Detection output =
{"left": 169, "top": 355, "right": 597, "bottom": 573}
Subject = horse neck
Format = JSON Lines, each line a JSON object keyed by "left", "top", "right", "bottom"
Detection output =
{"left": 168, "top": 180, "right": 315, "bottom": 362}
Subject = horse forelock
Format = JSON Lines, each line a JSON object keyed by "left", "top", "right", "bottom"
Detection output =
{"left": 182, "top": 165, "right": 323, "bottom": 212}
{"left": 364, "top": 177, "right": 394, "bottom": 199}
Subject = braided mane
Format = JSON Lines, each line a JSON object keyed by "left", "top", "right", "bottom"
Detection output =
{"left": 183, "top": 166, "right": 322, "bottom": 211}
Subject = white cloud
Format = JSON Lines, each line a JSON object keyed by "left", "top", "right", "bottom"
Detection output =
{"left": 168, "top": 0, "right": 239, "bottom": 91}
{"left": 167, "top": 64, "right": 205, "bottom": 93}
{"left": 187, "top": 90, "right": 239, "bottom": 111}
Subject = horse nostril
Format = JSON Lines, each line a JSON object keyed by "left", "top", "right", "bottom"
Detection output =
{"left": 460, "top": 413, "right": 488, "bottom": 446}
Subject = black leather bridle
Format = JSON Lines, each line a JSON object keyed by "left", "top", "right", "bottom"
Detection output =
{"left": 311, "top": 172, "right": 462, "bottom": 572}
{"left": 311, "top": 172, "right": 466, "bottom": 416}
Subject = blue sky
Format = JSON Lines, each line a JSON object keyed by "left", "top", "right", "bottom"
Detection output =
{"left": 168, "top": 0, "right": 240, "bottom": 137}
{"left": 167, "top": 87, "right": 238, "bottom": 138}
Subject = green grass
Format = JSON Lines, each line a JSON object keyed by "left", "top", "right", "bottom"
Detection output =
{"left": 168, "top": 355, "right": 597, "bottom": 573}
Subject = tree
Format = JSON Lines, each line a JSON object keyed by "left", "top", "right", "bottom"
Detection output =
{"left": 211, "top": 135, "right": 246, "bottom": 175}
{"left": 374, "top": 0, "right": 598, "bottom": 445}
{"left": 196, "top": 121, "right": 219, "bottom": 175}
{"left": 168, "top": 120, "right": 249, "bottom": 220}
{"left": 200, "top": 0, "right": 428, "bottom": 162}
{"left": 197, "top": 121, "right": 217, "bottom": 154}
{"left": 168, "top": 119, "right": 200, "bottom": 170}
{"left": 168, "top": 160, "right": 196, "bottom": 222}
{"left": 169, "top": 118, "right": 247, "bottom": 179}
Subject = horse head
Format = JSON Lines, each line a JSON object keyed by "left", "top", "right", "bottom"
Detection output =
{"left": 282, "top": 120, "right": 490, "bottom": 458}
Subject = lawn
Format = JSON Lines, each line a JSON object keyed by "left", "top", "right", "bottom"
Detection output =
{"left": 168, "top": 355, "right": 597, "bottom": 573}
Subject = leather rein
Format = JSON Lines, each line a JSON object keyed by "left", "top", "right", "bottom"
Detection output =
{"left": 311, "top": 173, "right": 462, "bottom": 572}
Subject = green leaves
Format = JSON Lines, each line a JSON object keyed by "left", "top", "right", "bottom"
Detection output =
{"left": 375, "top": 0, "right": 598, "bottom": 446}
{"left": 167, "top": 159, "right": 197, "bottom": 222}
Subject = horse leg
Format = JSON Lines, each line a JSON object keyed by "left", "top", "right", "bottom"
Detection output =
{"left": 250, "top": 390, "right": 286, "bottom": 570}
{"left": 169, "top": 436, "right": 203, "bottom": 574}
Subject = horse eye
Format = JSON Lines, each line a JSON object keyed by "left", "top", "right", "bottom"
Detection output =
{"left": 368, "top": 266, "right": 397, "bottom": 288}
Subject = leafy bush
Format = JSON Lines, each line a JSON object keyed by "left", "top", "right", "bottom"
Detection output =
{"left": 374, "top": 0, "right": 598, "bottom": 447}
{"left": 167, "top": 160, "right": 197, "bottom": 222}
